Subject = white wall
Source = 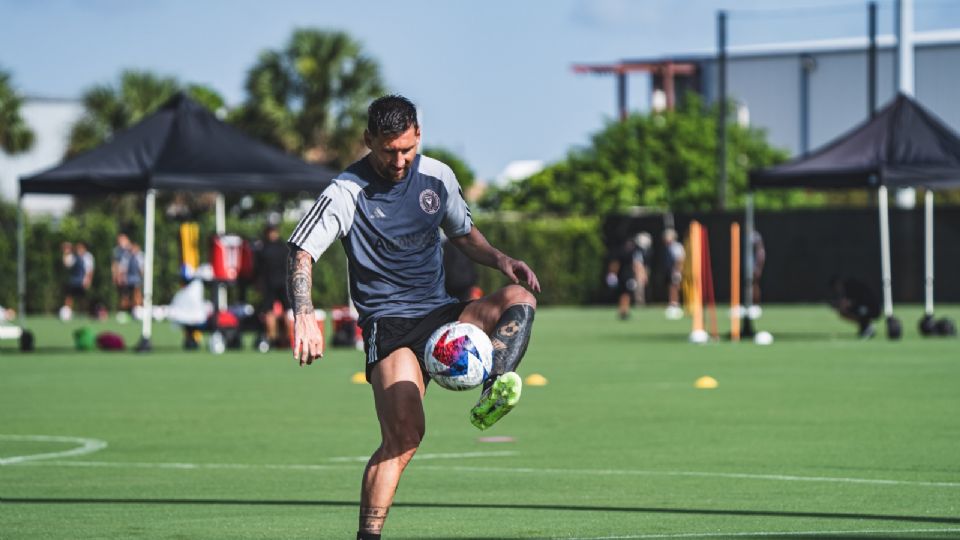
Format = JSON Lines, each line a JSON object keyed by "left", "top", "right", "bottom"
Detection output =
{"left": 700, "top": 39, "right": 960, "bottom": 157}
{"left": 0, "top": 98, "right": 83, "bottom": 216}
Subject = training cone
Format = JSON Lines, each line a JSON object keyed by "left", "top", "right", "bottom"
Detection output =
{"left": 350, "top": 372, "right": 367, "bottom": 384}
{"left": 694, "top": 376, "right": 718, "bottom": 389}
{"left": 524, "top": 373, "right": 548, "bottom": 386}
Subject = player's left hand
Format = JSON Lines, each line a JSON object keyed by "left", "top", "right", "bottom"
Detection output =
{"left": 500, "top": 257, "right": 541, "bottom": 293}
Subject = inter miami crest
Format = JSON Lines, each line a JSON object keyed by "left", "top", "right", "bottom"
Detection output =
{"left": 419, "top": 189, "right": 440, "bottom": 214}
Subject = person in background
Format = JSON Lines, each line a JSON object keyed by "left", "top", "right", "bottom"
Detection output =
{"left": 752, "top": 231, "right": 766, "bottom": 304}
{"left": 749, "top": 230, "right": 766, "bottom": 319}
{"left": 61, "top": 241, "right": 94, "bottom": 320}
{"left": 606, "top": 236, "right": 644, "bottom": 320}
{"left": 663, "top": 228, "right": 685, "bottom": 320}
{"left": 112, "top": 233, "right": 132, "bottom": 314}
{"left": 634, "top": 232, "right": 653, "bottom": 306}
{"left": 126, "top": 242, "right": 144, "bottom": 310}
{"left": 255, "top": 224, "right": 290, "bottom": 347}
{"left": 829, "top": 276, "right": 880, "bottom": 339}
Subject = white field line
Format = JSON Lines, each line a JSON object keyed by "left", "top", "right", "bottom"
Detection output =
{"left": 0, "top": 435, "right": 107, "bottom": 465}
{"left": 327, "top": 450, "right": 517, "bottom": 462}
{"left": 414, "top": 465, "right": 960, "bottom": 489}
{"left": 8, "top": 451, "right": 518, "bottom": 471}
{"left": 20, "top": 460, "right": 352, "bottom": 471}
{"left": 2, "top": 437, "right": 955, "bottom": 490}
{"left": 11, "top": 453, "right": 960, "bottom": 490}
{"left": 560, "top": 527, "right": 960, "bottom": 539}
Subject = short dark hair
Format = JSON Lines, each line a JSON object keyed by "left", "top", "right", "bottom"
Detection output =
{"left": 367, "top": 95, "right": 418, "bottom": 137}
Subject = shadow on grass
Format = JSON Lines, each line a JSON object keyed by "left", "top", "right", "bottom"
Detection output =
{"left": 2, "top": 497, "right": 958, "bottom": 528}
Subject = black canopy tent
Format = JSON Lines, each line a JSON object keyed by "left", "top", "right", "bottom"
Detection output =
{"left": 17, "top": 93, "right": 336, "bottom": 349}
{"left": 747, "top": 93, "right": 960, "bottom": 338}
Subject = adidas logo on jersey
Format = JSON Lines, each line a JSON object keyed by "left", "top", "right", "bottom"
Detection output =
{"left": 372, "top": 207, "right": 387, "bottom": 219}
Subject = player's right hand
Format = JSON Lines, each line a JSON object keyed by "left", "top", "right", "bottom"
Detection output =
{"left": 293, "top": 312, "right": 324, "bottom": 366}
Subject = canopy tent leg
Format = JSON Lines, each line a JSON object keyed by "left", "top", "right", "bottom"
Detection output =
{"left": 878, "top": 186, "right": 901, "bottom": 339}
{"left": 741, "top": 193, "right": 756, "bottom": 337}
{"left": 136, "top": 189, "right": 157, "bottom": 352}
{"left": 924, "top": 189, "right": 934, "bottom": 316}
{"left": 17, "top": 195, "right": 26, "bottom": 326}
{"left": 215, "top": 193, "right": 227, "bottom": 310}
{"left": 917, "top": 189, "right": 950, "bottom": 336}
{"left": 14, "top": 195, "right": 33, "bottom": 351}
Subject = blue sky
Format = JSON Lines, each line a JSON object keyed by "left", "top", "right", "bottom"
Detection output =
{"left": 2, "top": 0, "right": 959, "bottom": 180}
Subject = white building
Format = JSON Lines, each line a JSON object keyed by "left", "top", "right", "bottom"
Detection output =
{"left": 493, "top": 160, "right": 545, "bottom": 187}
{"left": 0, "top": 97, "right": 83, "bottom": 216}
{"left": 618, "top": 29, "right": 960, "bottom": 158}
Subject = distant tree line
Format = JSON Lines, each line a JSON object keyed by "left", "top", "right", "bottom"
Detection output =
{"left": 8, "top": 28, "right": 957, "bottom": 313}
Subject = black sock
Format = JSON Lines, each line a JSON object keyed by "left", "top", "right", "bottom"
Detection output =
{"left": 357, "top": 532, "right": 381, "bottom": 540}
{"left": 484, "top": 303, "right": 535, "bottom": 392}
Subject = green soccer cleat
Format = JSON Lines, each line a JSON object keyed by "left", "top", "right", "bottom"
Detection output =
{"left": 470, "top": 372, "right": 522, "bottom": 430}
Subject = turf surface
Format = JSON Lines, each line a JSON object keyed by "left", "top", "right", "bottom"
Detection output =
{"left": 1, "top": 305, "right": 959, "bottom": 539}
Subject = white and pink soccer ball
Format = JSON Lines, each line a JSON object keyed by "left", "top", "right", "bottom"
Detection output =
{"left": 424, "top": 322, "right": 493, "bottom": 391}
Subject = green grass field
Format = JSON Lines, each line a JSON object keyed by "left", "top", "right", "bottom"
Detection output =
{"left": 2, "top": 305, "right": 959, "bottom": 539}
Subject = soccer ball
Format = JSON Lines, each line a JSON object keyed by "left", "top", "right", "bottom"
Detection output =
{"left": 754, "top": 330, "right": 774, "bottom": 345}
{"left": 424, "top": 322, "right": 493, "bottom": 391}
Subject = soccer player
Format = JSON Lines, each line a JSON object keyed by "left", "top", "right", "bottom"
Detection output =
{"left": 112, "top": 232, "right": 132, "bottom": 313}
{"left": 254, "top": 224, "right": 291, "bottom": 348}
{"left": 286, "top": 95, "right": 539, "bottom": 540}
{"left": 829, "top": 275, "right": 880, "bottom": 339}
{"left": 606, "top": 236, "right": 646, "bottom": 320}
{"left": 61, "top": 241, "right": 95, "bottom": 319}
{"left": 663, "top": 228, "right": 685, "bottom": 320}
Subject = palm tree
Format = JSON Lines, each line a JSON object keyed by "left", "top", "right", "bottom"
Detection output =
{"left": 66, "top": 70, "right": 226, "bottom": 218}
{"left": 233, "top": 29, "right": 386, "bottom": 169}
{"left": 0, "top": 68, "right": 35, "bottom": 156}
{"left": 66, "top": 70, "right": 225, "bottom": 158}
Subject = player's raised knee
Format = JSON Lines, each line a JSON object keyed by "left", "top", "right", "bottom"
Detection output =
{"left": 503, "top": 284, "right": 537, "bottom": 309}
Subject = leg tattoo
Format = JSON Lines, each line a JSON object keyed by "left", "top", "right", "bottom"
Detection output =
{"left": 359, "top": 505, "right": 389, "bottom": 536}
{"left": 485, "top": 303, "right": 535, "bottom": 391}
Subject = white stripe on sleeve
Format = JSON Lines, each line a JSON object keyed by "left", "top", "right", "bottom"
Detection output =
{"left": 288, "top": 181, "right": 360, "bottom": 261}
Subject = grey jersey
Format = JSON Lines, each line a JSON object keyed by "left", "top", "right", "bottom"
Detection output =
{"left": 289, "top": 154, "right": 472, "bottom": 325}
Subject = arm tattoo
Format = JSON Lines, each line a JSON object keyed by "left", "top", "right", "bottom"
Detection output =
{"left": 286, "top": 249, "right": 314, "bottom": 315}
{"left": 359, "top": 506, "right": 389, "bottom": 534}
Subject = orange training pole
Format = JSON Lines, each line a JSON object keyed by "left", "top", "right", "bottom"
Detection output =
{"left": 701, "top": 226, "right": 719, "bottom": 340}
{"left": 690, "top": 221, "right": 704, "bottom": 334}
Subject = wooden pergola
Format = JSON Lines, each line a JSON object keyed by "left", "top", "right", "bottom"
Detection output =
{"left": 572, "top": 60, "right": 698, "bottom": 120}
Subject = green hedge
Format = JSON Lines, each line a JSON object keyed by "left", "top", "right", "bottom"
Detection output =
{"left": 472, "top": 214, "right": 605, "bottom": 305}
{"left": 0, "top": 202, "right": 602, "bottom": 313}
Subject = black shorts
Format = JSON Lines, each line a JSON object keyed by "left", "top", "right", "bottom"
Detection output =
{"left": 617, "top": 276, "right": 638, "bottom": 296}
{"left": 65, "top": 284, "right": 86, "bottom": 298}
{"left": 119, "top": 284, "right": 141, "bottom": 296}
{"left": 362, "top": 301, "right": 470, "bottom": 383}
{"left": 260, "top": 284, "right": 290, "bottom": 313}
